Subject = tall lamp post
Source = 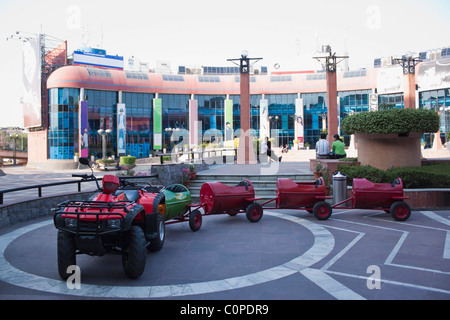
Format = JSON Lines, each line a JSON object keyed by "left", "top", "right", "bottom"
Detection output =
{"left": 313, "top": 50, "right": 348, "bottom": 146}
{"left": 393, "top": 56, "right": 421, "bottom": 109}
{"left": 9, "top": 133, "right": 19, "bottom": 165}
{"left": 97, "top": 129, "right": 112, "bottom": 159}
{"left": 440, "top": 106, "right": 450, "bottom": 150}
{"left": 227, "top": 51, "right": 262, "bottom": 164}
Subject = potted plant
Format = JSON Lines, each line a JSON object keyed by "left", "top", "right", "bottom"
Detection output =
{"left": 189, "top": 163, "right": 197, "bottom": 180}
{"left": 314, "top": 162, "right": 322, "bottom": 180}
{"left": 340, "top": 109, "right": 439, "bottom": 170}
{"left": 304, "top": 141, "right": 310, "bottom": 150}
{"left": 181, "top": 167, "right": 191, "bottom": 187}
{"left": 321, "top": 165, "right": 331, "bottom": 195}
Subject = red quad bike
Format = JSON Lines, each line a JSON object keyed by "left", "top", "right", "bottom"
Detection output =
{"left": 187, "top": 179, "right": 263, "bottom": 223}
{"left": 262, "top": 177, "right": 333, "bottom": 220}
{"left": 332, "top": 177, "right": 412, "bottom": 221}
{"left": 53, "top": 157, "right": 165, "bottom": 279}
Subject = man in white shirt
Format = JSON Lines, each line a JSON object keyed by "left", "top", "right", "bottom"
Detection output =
{"left": 316, "top": 133, "right": 330, "bottom": 159}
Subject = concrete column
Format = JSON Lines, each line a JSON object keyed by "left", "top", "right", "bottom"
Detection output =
{"left": 326, "top": 71, "right": 338, "bottom": 146}
{"left": 237, "top": 72, "right": 256, "bottom": 164}
{"left": 403, "top": 73, "right": 416, "bottom": 109}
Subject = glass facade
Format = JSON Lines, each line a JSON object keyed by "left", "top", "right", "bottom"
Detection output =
{"left": 419, "top": 89, "right": 450, "bottom": 147}
{"left": 47, "top": 88, "right": 380, "bottom": 159}
{"left": 338, "top": 90, "right": 371, "bottom": 145}
{"left": 84, "top": 89, "right": 118, "bottom": 159}
{"left": 230, "top": 94, "right": 261, "bottom": 136}
{"left": 122, "top": 92, "right": 154, "bottom": 157}
{"left": 266, "top": 94, "right": 296, "bottom": 147}
{"left": 302, "top": 92, "right": 327, "bottom": 148}
{"left": 378, "top": 93, "right": 404, "bottom": 109}
{"left": 160, "top": 94, "right": 190, "bottom": 150}
{"left": 196, "top": 95, "right": 226, "bottom": 144}
{"left": 48, "top": 88, "right": 80, "bottom": 159}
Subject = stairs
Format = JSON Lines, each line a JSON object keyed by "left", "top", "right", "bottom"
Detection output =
{"left": 189, "top": 172, "right": 315, "bottom": 202}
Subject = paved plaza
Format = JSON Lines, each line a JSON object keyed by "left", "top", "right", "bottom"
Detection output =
{"left": 0, "top": 150, "right": 449, "bottom": 301}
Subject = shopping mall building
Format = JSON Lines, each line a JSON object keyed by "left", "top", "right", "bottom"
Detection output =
{"left": 27, "top": 46, "right": 450, "bottom": 165}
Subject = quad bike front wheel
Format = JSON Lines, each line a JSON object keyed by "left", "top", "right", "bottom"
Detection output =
{"left": 57, "top": 230, "right": 76, "bottom": 280}
{"left": 122, "top": 226, "right": 147, "bottom": 279}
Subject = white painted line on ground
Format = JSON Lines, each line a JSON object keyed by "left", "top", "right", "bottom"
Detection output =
{"left": 444, "top": 231, "right": 450, "bottom": 260}
{"left": 300, "top": 268, "right": 365, "bottom": 300}
{"left": 421, "top": 211, "right": 450, "bottom": 227}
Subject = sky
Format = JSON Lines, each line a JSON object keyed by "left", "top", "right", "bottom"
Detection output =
{"left": 1, "top": 0, "right": 450, "bottom": 128}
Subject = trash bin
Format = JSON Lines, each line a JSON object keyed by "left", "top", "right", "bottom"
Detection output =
{"left": 333, "top": 172, "right": 347, "bottom": 205}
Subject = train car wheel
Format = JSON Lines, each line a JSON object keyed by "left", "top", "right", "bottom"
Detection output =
{"left": 189, "top": 210, "right": 202, "bottom": 232}
{"left": 313, "top": 201, "right": 332, "bottom": 220}
{"left": 390, "top": 201, "right": 411, "bottom": 221}
{"left": 246, "top": 203, "right": 263, "bottom": 223}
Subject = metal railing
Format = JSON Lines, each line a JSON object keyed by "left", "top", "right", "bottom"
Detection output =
{"left": 0, "top": 175, "right": 157, "bottom": 205}
{"left": 155, "top": 147, "right": 237, "bottom": 164}
{"left": 0, "top": 178, "right": 104, "bottom": 205}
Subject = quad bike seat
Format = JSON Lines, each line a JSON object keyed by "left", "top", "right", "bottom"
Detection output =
{"left": 115, "top": 189, "right": 140, "bottom": 202}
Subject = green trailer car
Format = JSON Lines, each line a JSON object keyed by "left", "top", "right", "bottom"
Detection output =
{"left": 139, "top": 184, "right": 203, "bottom": 232}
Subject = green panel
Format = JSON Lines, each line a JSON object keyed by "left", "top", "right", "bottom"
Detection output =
{"left": 224, "top": 99, "right": 233, "bottom": 129}
{"left": 153, "top": 98, "right": 162, "bottom": 150}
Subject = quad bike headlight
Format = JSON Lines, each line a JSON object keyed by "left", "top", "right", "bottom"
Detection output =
{"left": 65, "top": 218, "right": 77, "bottom": 228}
{"left": 107, "top": 219, "right": 121, "bottom": 229}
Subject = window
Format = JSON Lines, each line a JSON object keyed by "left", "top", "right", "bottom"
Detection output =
{"left": 270, "top": 75, "right": 292, "bottom": 82}
{"left": 343, "top": 70, "right": 367, "bottom": 78}
{"left": 198, "top": 76, "right": 220, "bottom": 83}
{"left": 162, "top": 74, "right": 184, "bottom": 82}
{"left": 85, "top": 67, "right": 112, "bottom": 78}
{"left": 125, "top": 71, "right": 149, "bottom": 80}
{"left": 306, "top": 73, "right": 326, "bottom": 81}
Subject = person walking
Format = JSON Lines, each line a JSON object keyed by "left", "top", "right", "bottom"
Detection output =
{"left": 261, "top": 137, "right": 282, "bottom": 162}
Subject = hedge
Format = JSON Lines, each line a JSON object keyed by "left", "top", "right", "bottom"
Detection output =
{"left": 119, "top": 156, "right": 136, "bottom": 166}
{"left": 340, "top": 108, "right": 440, "bottom": 135}
{"left": 337, "top": 163, "right": 450, "bottom": 188}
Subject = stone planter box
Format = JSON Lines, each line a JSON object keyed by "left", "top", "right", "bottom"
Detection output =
{"left": 355, "top": 132, "right": 423, "bottom": 170}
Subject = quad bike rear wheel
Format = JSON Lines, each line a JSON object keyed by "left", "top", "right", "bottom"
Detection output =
{"left": 147, "top": 213, "right": 165, "bottom": 252}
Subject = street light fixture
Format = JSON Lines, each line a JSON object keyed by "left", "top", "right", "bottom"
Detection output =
{"left": 98, "top": 128, "right": 112, "bottom": 159}
{"left": 227, "top": 51, "right": 263, "bottom": 164}
{"left": 440, "top": 106, "right": 450, "bottom": 149}
{"left": 9, "top": 133, "right": 19, "bottom": 165}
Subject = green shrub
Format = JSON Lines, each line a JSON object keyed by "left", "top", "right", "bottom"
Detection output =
{"left": 337, "top": 164, "right": 387, "bottom": 185}
{"left": 341, "top": 108, "right": 439, "bottom": 135}
{"left": 95, "top": 159, "right": 115, "bottom": 164}
{"left": 119, "top": 156, "right": 136, "bottom": 166}
{"left": 337, "top": 163, "right": 450, "bottom": 188}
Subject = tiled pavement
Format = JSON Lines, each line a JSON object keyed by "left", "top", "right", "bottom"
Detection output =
{"left": 0, "top": 149, "right": 449, "bottom": 301}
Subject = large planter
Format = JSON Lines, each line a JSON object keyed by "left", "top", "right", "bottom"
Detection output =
{"left": 355, "top": 132, "right": 423, "bottom": 170}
